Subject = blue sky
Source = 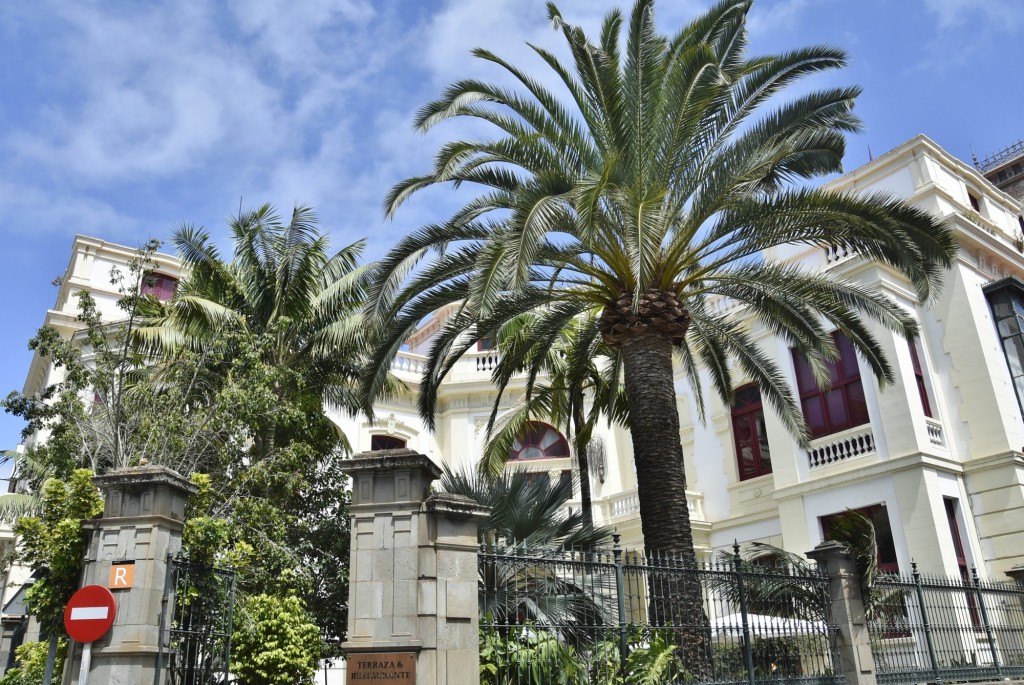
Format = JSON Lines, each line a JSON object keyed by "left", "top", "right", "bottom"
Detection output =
{"left": 2, "top": 0, "right": 1023, "bottom": 450}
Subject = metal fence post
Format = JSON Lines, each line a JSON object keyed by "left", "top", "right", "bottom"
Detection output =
{"left": 733, "top": 541, "right": 756, "bottom": 685}
{"left": 912, "top": 563, "right": 943, "bottom": 685}
{"left": 613, "top": 533, "right": 628, "bottom": 670}
{"left": 971, "top": 567, "right": 1003, "bottom": 678}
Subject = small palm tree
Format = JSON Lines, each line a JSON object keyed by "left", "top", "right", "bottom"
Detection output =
{"left": 136, "top": 204, "right": 382, "bottom": 455}
{"left": 440, "top": 465, "right": 614, "bottom": 649}
{"left": 480, "top": 311, "right": 629, "bottom": 528}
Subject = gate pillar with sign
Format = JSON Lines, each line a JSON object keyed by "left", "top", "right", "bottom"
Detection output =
{"left": 341, "top": 449, "right": 489, "bottom": 685}
{"left": 63, "top": 466, "right": 197, "bottom": 685}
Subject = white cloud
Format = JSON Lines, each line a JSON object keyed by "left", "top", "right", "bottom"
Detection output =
{"left": 747, "top": 0, "right": 832, "bottom": 35}
{"left": 0, "top": 179, "right": 141, "bottom": 239}
{"left": 3, "top": 0, "right": 403, "bottom": 188}
{"left": 922, "top": 0, "right": 1024, "bottom": 30}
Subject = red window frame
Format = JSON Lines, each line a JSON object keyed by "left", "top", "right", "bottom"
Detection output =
{"left": 944, "top": 498, "right": 981, "bottom": 628}
{"left": 141, "top": 273, "right": 178, "bottom": 301}
{"left": 731, "top": 384, "right": 772, "bottom": 481}
{"left": 792, "top": 332, "right": 869, "bottom": 439}
{"left": 909, "top": 340, "right": 933, "bottom": 418}
{"left": 508, "top": 422, "right": 569, "bottom": 461}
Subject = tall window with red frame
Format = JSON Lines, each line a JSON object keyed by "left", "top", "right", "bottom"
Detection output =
{"left": 731, "top": 384, "right": 772, "bottom": 481}
{"left": 944, "top": 497, "right": 981, "bottom": 628}
{"left": 792, "top": 332, "right": 869, "bottom": 439}
{"left": 909, "top": 339, "right": 933, "bottom": 418}
{"left": 141, "top": 273, "right": 178, "bottom": 301}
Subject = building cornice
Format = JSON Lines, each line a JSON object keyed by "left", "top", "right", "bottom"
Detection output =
{"left": 772, "top": 451, "right": 965, "bottom": 501}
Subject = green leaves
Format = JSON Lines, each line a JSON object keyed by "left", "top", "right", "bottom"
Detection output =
{"left": 231, "top": 593, "right": 322, "bottom": 685}
{"left": 13, "top": 470, "right": 102, "bottom": 630}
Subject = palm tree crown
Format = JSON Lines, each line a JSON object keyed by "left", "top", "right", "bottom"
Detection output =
{"left": 365, "top": 0, "right": 956, "bottom": 571}
{"left": 138, "top": 204, "right": 373, "bottom": 422}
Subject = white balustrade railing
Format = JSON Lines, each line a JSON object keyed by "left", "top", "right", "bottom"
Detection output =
{"left": 824, "top": 244, "right": 856, "bottom": 264}
{"left": 925, "top": 418, "right": 946, "bottom": 448}
{"left": 390, "top": 350, "right": 427, "bottom": 375}
{"left": 604, "top": 488, "right": 705, "bottom": 523}
{"left": 808, "top": 425, "right": 875, "bottom": 468}
{"left": 707, "top": 295, "right": 740, "bottom": 316}
{"left": 470, "top": 349, "right": 500, "bottom": 373}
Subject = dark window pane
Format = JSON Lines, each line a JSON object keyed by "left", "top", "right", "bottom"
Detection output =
{"left": 371, "top": 435, "right": 406, "bottom": 451}
{"left": 838, "top": 337, "right": 860, "bottom": 378}
{"left": 793, "top": 354, "right": 817, "bottom": 394}
{"left": 826, "top": 389, "right": 848, "bottom": 429}
{"left": 735, "top": 385, "right": 760, "bottom": 407}
{"left": 755, "top": 415, "right": 772, "bottom": 471}
{"left": 802, "top": 396, "right": 827, "bottom": 437}
{"left": 1004, "top": 337, "right": 1024, "bottom": 377}
{"left": 847, "top": 382, "right": 869, "bottom": 427}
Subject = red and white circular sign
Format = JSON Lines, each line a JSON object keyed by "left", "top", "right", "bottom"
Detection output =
{"left": 64, "top": 585, "right": 117, "bottom": 643}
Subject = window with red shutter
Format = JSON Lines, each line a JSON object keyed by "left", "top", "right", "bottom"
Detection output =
{"left": 731, "top": 384, "right": 772, "bottom": 480}
{"left": 792, "top": 332, "right": 870, "bottom": 439}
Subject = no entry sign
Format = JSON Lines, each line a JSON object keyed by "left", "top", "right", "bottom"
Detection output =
{"left": 64, "top": 585, "right": 117, "bottom": 643}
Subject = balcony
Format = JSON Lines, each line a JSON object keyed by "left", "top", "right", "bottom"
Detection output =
{"left": 595, "top": 487, "right": 705, "bottom": 526}
{"left": 389, "top": 348, "right": 506, "bottom": 383}
{"left": 925, "top": 417, "right": 946, "bottom": 449}
{"left": 808, "top": 424, "right": 876, "bottom": 469}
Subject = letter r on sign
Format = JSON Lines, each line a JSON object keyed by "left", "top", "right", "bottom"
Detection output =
{"left": 108, "top": 562, "right": 135, "bottom": 589}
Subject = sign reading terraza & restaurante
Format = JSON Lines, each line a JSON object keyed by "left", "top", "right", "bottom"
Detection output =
{"left": 346, "top": 652, "right": 416, "bottom": 684}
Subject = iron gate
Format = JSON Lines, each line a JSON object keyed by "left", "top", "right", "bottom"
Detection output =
{"left": 156, "top": 554, "right": 236, "bottom": 685}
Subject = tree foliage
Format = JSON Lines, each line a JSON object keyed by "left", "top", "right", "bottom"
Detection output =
{"left": 231, "top": 593, "right": 322, "bottom": 685}
{"left": 0, "top": 640, "right": 67, "bottom": 685}
{"left": 3, "top": 205, "right": 368, "bottom": 665}
{"left": 13, "top": 470, "right": 103, "bottom": 631}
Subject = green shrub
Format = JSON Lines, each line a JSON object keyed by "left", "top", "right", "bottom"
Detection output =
{"left": 231, "top": 593, "right": 321, "bottom": 685}
{"left": 0, "top": 640, "right": 67, "bottom": 685}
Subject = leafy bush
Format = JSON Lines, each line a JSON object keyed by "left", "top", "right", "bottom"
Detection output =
{"left": 0, "top": 640, "right": 67, "bottom": 685}
{"left": 231, "top": 593, "right": 321, "bottom": 685}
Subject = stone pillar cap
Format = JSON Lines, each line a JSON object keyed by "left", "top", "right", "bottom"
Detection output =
{"left": 340, "top": 449, "right": 442, "bottom": 480}
{"left": 806, "top": 540, "right": 852, "bottom": 561}
{"left": 93, "top": 465, "right": 198, "bottom": 494}
{"left": 425, "top": 492, "right": 491, "bottom": 519}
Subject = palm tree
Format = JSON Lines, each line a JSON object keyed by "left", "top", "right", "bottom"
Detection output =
{"left": 440, "top": 465, "right": 613, "bottom": 648}
{"left": 363, "top": 0, "right": 955, "bottom": 648}
{"left": 480, "top": 311, "right": 629, "bottom": 529}
{"left": 136, "top": 204, "right": 378, "bottom": 455}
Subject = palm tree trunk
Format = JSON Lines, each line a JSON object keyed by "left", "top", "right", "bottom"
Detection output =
{"left": 571, "top": 400, "right": 594, "bottom": 530}
{"left": 620, "top": 332, "right": 710, "bottom": 674}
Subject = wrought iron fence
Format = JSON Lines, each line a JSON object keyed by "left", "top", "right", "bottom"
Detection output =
{"left": 479, "top": 536, "right": 843, "bottom": 685}
{"left": 868, "top": 564, "right": 1024, "bottom": 685}
{"left": 156, "top": 554, "right": 236, "bottom": 685}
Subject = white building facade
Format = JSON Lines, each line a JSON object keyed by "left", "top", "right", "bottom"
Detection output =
{"left": 11, "top": 136, "right": 1024, "bottom": 603}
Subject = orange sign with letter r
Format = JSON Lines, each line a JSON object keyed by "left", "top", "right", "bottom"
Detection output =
{"left": 108, "top": 562, "right": 135, "bottom": 589}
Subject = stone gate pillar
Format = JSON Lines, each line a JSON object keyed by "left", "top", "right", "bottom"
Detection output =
{"left": 64, "top": 466, "right": 196, "bottom": 685}
{"left": 808, "top": 540, "right": 877, "bottom": 685}
{"left": 341, "top": 449, "right": 489, "bottom": 685}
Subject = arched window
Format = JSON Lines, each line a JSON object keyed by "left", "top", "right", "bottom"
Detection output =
{"left": 508, "top": 422, "right": 569, "bottom": 461}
